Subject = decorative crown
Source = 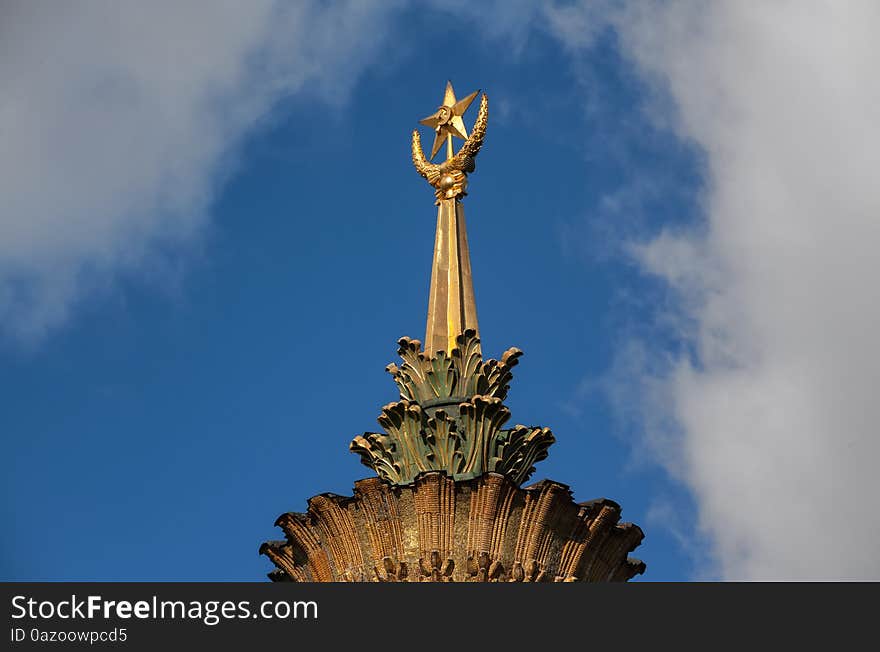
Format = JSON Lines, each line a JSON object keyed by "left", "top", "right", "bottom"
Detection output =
{"left": 349, "top": 329, "right": 555, "bottom": 486}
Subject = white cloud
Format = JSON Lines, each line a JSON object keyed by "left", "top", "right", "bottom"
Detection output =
{"left": 603, "top": 2, "right": 880, "bottom": 579}
{"left": 0, "top": 0, "right": 400, "bottom": 341}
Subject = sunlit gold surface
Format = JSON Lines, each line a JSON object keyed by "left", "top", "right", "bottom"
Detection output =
{"left": 425, "top": 198, "right": 479, "bottom": 355}
{"left": 412, "top": 81, "right": 488, "bottom": 356}
{"left": 411, "top": 88, "right": 488, "bottom": 203}
{"left": 419, "top": 81, "right": 479, "bottom": 161}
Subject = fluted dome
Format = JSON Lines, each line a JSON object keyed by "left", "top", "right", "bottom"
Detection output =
{"left": 261, "top": 472, "right": 644, "bottom": 582}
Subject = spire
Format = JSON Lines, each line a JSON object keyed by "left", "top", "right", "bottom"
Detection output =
{"left": 424, "top": 200, "right": 478, "bottom": 356}
{"left": 263, "top": 79, "right": 646, "bottom": 585}
{"left": 412, "top": 81, "right": 488, "bottom": 355}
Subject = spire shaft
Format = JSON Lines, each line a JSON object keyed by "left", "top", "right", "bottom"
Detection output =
{"left": 425, "top": 197, "right": 478, "bottom": 355}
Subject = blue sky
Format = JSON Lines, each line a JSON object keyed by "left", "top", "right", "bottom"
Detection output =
{"left": 3, "top": 2, "right": 879, "bottom": 581}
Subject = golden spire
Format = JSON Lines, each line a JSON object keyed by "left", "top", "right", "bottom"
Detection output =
{"left": 411, "top": 81, "right": 488, "bottom": 356}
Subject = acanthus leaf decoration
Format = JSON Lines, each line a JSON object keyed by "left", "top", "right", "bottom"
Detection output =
{"left": 349, "top": 330, "right": 555, "bottom": 487}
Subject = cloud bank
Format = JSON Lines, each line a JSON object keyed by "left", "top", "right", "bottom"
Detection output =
{"left": 605, "top": 2, "right": 880, "bottom": 579}
{"left": 0, "top": 0, "right": 398, "bottom": 341}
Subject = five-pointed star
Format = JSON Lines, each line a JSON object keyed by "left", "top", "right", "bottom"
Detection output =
{"left": 419, "top": 81, "right": 480, "bottom": 161}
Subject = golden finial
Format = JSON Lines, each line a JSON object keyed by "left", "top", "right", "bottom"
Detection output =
{"left": 413, "top": 81, "right": 487, "bottom": 356}
{"left": 412, "top": 81, "right": 488, "bottom": 204}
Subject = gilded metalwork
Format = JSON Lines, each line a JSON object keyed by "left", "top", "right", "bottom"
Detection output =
{"left": 412, "top": 84, "right": 488, "bottom": 203}
{"left": 418, "top": 81, "right": 479, "bottom": 161}
{"left": 259, "top": 80, "right": 647, "bottom": 582}
{"left": 423, "top": 199, "right": 479, "bottom": 355}
{"left": 414, "top": 81, "right": 487, "bottom": 355}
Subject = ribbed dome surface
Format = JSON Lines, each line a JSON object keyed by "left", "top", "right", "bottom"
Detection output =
{"left": 261, "top": 471, "right": 644, "bottom": 582}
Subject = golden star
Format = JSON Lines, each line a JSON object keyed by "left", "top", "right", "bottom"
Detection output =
{"left": 419, "top": 80, "right": 480, "bottom": 161}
